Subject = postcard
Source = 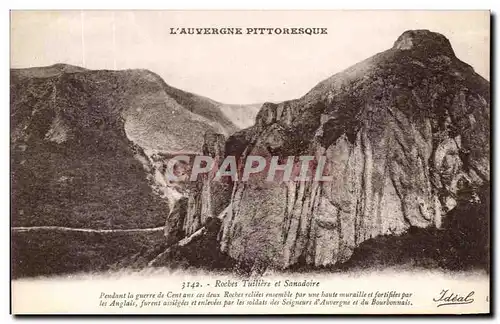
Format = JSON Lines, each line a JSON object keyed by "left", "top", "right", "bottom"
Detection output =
{"left": 10, "top": 10, "right": 490, "bottom": 315}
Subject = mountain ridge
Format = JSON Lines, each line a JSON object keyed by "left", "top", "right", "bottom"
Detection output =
{"left": 167, "top": 29, "right": 490, "bottom": 272}
{"left": 10, "top": 64, "right": 255, "bottom": 230}
{"left": 10, "top": 29, "right": 490, "bottom": 277}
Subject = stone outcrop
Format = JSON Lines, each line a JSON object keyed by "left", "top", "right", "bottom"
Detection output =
{"left": 211, "top": 30, "right": 490, "bottom": 269}
{"left": 164, "top": 131, "right": 232, "bottom": 242}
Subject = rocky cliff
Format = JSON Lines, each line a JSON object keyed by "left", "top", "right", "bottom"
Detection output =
{"left": 11, "top": 29, "right": 490, "bottom": 277}
{"left": 171, "top": 30, "right": 489, "bottom": 271}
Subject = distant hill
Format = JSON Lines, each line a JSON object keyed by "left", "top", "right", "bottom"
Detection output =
{"left": 218, "top": 103, "right": 262, "bottom": 129}
{"left": 10, "top": 64, "right": 251, "bottom": 229}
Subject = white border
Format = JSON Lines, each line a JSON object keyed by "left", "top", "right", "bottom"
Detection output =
{"left": 3, "top": 1, "right": 498, "bottom": 323}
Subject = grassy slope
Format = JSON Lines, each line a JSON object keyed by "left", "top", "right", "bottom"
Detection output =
{"left": 10, "top": 64, "right": 243, "bottom": 278}
{"left": 11, "top": 229, "right": 167, "bottom": 279}
{"left": 11, "top": 67, "right": 171, "bottom": 229}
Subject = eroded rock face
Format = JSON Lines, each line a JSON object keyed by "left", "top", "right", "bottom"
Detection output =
{"left": 165, "top": 131, "right": 232, "bottom": 242}
{"left": 217, "top": 30, "right": 490, "bottom": 269}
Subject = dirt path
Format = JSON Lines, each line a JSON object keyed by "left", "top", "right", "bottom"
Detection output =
{"left": 11, "top": 226, "right": 165, "bottom": 234}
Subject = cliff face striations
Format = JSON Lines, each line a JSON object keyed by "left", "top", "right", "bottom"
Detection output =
{"left": 180, "top": 30, "right": 490, "bottom": 269}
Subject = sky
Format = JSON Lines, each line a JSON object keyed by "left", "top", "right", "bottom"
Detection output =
{"left": 10, "top": 10, "right": 490, "bottom": 104}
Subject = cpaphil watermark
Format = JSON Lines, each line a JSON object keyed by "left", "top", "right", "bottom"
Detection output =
{"left": 166, "top": 155, "right": 333, "bottom": 182}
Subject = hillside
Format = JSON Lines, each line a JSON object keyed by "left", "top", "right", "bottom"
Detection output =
{"left": 217, "top": 103, "right": 262, "bottom": 129}
{"left": 11, "top": 30, "right": 490, "bottom": 277}
{"left": 167, "top": 30, "right": 490, "bottom": 272}
{"left": 10, "top": 64, "right": 244, "bottom": 229}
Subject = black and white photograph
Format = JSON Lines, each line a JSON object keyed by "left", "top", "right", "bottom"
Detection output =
{"left": 9, "top": 10, "right": 491, "bottom": 314}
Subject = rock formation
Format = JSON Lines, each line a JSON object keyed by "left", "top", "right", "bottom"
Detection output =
{"left": 173, "top": 30, "right": 490, "bottom": 270}
{"left": 11, "top": 29, "right": 490, "bottom": 277}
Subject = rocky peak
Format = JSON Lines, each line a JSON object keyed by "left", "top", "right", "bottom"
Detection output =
{"left": 212, "top": 29, "right": 489, "bottom": 270}
{"left": 393, "top": 29, "right": 455, "bottom": 57}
